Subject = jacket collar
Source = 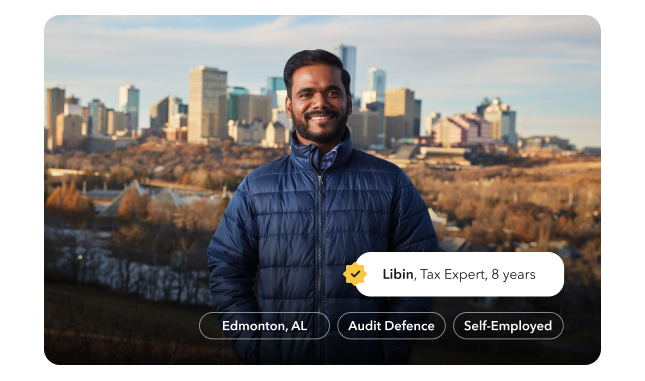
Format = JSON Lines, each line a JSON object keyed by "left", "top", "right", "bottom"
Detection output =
{"left": 289, "top": 126, "right": 354, "bottom": 173}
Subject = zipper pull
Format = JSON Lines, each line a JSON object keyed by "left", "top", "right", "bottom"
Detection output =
{"left": 318, "top": 175, "right": 325, "bottom": 198}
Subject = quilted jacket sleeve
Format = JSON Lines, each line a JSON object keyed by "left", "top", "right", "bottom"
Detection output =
{"left": 206, "top": 178, "right": 261, "bottom": 364}
{"left": 382, "top": 170, "right": 440, "bottom": 364}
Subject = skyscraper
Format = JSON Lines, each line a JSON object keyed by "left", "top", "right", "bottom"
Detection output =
{"left": 266, "top": 77, "right": 286, "bottom": 93}
{"left": 483, "top": 98, "right": 517, "bottom": 145}
{"left": 150, "top": 97, "right": 169, "bottom": 131}
{"left": 414, "top": 99, "right": 422, "bottom": 136}
{"left": 188, "top": 65, "right": 228, "bottom": 143}
{"left": 119, "top": 84, "right": 139, "bottom": 131}
{"left": 384, "top": 88, "right": 415, "bottom": 144}
{"left": 46, "top": 87, "right": 65, "bottom": 150}
{"left": 367, "top": 67, "right": 386, "bottom": 102}
{"left": 237, "top": 94, "right": 273, "bottom": 125}
{"left": 87, "top": 99, "right": 101, "bottom": 135}
{"left": 227, "top": 87, "right": 250, "bottom": 122}
{"left": 266, "top": 77, "right": 287, "bottom": 109}
{"left": 333, "top": 44, "right": 356, "bottom": 98}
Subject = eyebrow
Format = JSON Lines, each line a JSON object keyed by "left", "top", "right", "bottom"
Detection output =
{"left": 296, "top": 85, "right": 343, "bottom": 95}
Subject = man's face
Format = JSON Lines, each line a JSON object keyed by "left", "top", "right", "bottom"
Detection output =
{"left": 286, "top": 64, "right": 352, "bottom": 144}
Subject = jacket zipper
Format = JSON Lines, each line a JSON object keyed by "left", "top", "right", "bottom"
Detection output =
{"left": 316, "top": 173, "right": 325, "bottom": 364}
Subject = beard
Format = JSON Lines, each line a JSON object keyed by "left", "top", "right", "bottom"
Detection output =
{"left": 292, "top": 108, "right": 348, "bottom": 144}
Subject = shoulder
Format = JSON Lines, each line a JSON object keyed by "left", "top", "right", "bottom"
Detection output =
{"left": 239, "top": 154, "right": 293, "bottom": 194}
{"left": 348, "top": 149, "right": 403, "bottom": 175}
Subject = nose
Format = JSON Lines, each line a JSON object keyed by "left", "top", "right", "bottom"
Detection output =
{"left": 311, "top": 92, "right": 330, "bottom": 109}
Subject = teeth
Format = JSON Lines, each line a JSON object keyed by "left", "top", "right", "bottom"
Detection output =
{"left": 310, "top": 116, "right": 332, "bottom": 120}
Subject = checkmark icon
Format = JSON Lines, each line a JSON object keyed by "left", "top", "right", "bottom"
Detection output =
{"left": 343, "top": 262, "right": 367, "bottom": 286}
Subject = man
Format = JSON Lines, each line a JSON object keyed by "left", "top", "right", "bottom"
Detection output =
{"left": 207, "top": 49, "right": 439, "bottom": 365}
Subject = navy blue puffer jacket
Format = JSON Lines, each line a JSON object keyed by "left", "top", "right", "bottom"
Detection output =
{"left": 207, "top": 128, "right": 439, "bottom": 364}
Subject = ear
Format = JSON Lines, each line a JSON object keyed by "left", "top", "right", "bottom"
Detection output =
{"left": 285, "top": 96, "right": 292, "bottom": 118}
{"left": 347, "top": 92, "right": 353, "bottom": 116}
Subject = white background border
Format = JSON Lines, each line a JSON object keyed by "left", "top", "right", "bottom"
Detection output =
{"left": 2, "top": 0, "right": 637, "bottom": 378}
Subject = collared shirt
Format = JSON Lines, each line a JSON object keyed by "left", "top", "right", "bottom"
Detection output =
{"left": 319, "top": 141, "right": 344, "bottom": 170}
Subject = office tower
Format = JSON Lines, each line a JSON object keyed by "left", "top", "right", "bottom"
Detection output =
{"left": 46, "top": 87, "right": 65, "bottom": 150}
{"left": 347, "top": 109, "right": 380, "bottom": 150}
{"left": 119, "top": 84, "right": 140, "bottom": 131}
{"left": 96, "top": 102, "right": 108, "bottom": 135}
{"left": 414, "top": 99, "right": 422, "bottom": 136}
{"left": 178, "top": 104, "right": 188, "bottom": 114}
{"left": 55, "top": 113, "right": 84, "bottom": 149}
{"left": 237, "top": 94, "right": 273, "bottom": 125}
{"left": 476, "top": 97, "right": 492, "bottom": 116}
{"left": 64, "top": 95, "right": 83, "bottom": 117}
{"left": 188, "top": 65, "right": 228, "bottom": 143}
{"left": 483, "top": 98, "right": 517, "bottom": 145}
{"left": 227, "top": 87, "right": 250, "bottom": 122}
{"left": 65, "top": 94, "right": 79, "bottom": 105}
{"left": 364, "top": 101, "right": 385, "bottom": 142}
{"left": 333, "top": 44, "right": 356, "bottom": 98}
{"left": 384, "top": 88, "right": 415, "bottom": 144}
{"left": 275, "top": 90, "right": 288, "bottom": 112}
{"left": 267, "top": 77, "right": 287, "bottom": 109}
{"left": 168, "top": 96, "right": 182, "bottom": 120}
{"left": 87, "top": 99, "right": 100, "bottom": 135}
{"left": 367, "top": 67, "right": 386, "bottom": 103}
{"left": 424, "top": 112, "right": 441, "bottom": 136}
{"left": 107, "top": 110, "right": 126, "bottom": 135}
{"left": 150, "top": 97, "right": 169, "bottom": 131}
{"left": 361, "top": 91, "right": 377, "bottom": 109}
{"left": 266, "top": 77, "right": 286, "bottom": 93}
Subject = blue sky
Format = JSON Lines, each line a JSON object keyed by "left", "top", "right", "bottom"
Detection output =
{"left": 44, "top": 15, "right": 601, "bottom": 147}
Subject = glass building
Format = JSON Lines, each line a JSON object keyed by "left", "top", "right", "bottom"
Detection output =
{"left": 333, "top": 44, "right": 356, "bottom": 98}
{"left": 119, "top": 85, "right": 139, "bottom": 131}
{"left": 227, "top": 86, "right": 250, "bottom": 122}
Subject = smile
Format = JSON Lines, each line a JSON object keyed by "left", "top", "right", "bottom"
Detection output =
{"left": 309, "top": 116, "right": 333, "bottom": 120}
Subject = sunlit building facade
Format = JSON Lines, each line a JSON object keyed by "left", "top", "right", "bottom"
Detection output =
{"left": 188, "top": 65, "right": 228, "bottom": 143}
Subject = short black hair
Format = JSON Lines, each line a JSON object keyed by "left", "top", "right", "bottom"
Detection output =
{"left": 283, "top": 49, "right": 351, "bottom": 99}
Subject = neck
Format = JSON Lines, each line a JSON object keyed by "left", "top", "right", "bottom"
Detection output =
{"left": 295, "top": 131, "right": 343, "bottom": 158}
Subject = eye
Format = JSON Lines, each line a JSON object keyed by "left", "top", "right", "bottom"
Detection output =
{"left": 327, "top": 91, "right": 340, "bottom": 97}
{"left": 300, "top": 93, "right": 312, "bottom": 98}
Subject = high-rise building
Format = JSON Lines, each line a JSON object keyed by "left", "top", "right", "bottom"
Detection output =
{"left": 367, "top": 67, "right": 386, "bottom": 103}
{"left": 266, "top": 77, "right": 287, "bottom": 109}
{"left": 384, "top": 88, "right": 415, "bottom": 144}
{"left": 87, "top": 99, "right": 100, "bottom": 135}
{"left": 347, "top": 109, "right": 380, "bottom": 150}
{"left": 227, "top": 87, "right": 249, "bottom": 122}
{"left": 119, "top": 84, "right": 140, "bottom": 131}
{"left": 266, "top": 77, "right": 286, "bottom": 93}
{"left": 168, "top": 96, "right": 183, "bottom": 120}
{"left": 483, "top": 98, "right": 517, "bottom": 145}
{"left": 424, "top": 112, "right": 441, "bottom": 136}
{"left": 363, "top": 101, "right": 384, "bottom": 142}
{"left": 188, "top": 65, "right": 228, "bottom": 143}
{"left": 476, "top": 97, "right": 492, "bottom": 116}
{"left": 333, "top": 44, "right": 356, "bottom": 98}
{"left": 96, "top": 102, "right": 108, "bottom": 135}
{"left": 150, "top": 97, "right": 169, "bottom": 131}
{"left": 414, "top": 99, "right": 422, "bottom": 136}
{"left": 55, "top": 113, "right": 84, "bottom": 149}
{"left": 65, "top": 94, "right": 79, "bottom": 105}
{"left": 107, "top": 110, "right": 126, "bottom": 135}
{"left": 237, "top": 94, "right": 273, "bottom": 125}
{"left": 46, "top": 87, "right": 65, "bottom": 150}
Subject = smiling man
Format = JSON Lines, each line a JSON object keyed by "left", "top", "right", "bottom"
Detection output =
{"left": 207, "top": 49, "right": 439, "bottom": 365}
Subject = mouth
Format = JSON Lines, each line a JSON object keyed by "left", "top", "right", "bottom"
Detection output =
{"left": 308, "top": 115, "right": 334, "bottom": 121}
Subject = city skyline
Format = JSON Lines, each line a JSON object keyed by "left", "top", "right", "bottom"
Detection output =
{"left": 44, "top": 15, "right": 601, "bottom": 147}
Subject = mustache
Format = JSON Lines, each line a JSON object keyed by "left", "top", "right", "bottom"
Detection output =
{"left": 304, "top": 110, "right": 338, "bottom": 119}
